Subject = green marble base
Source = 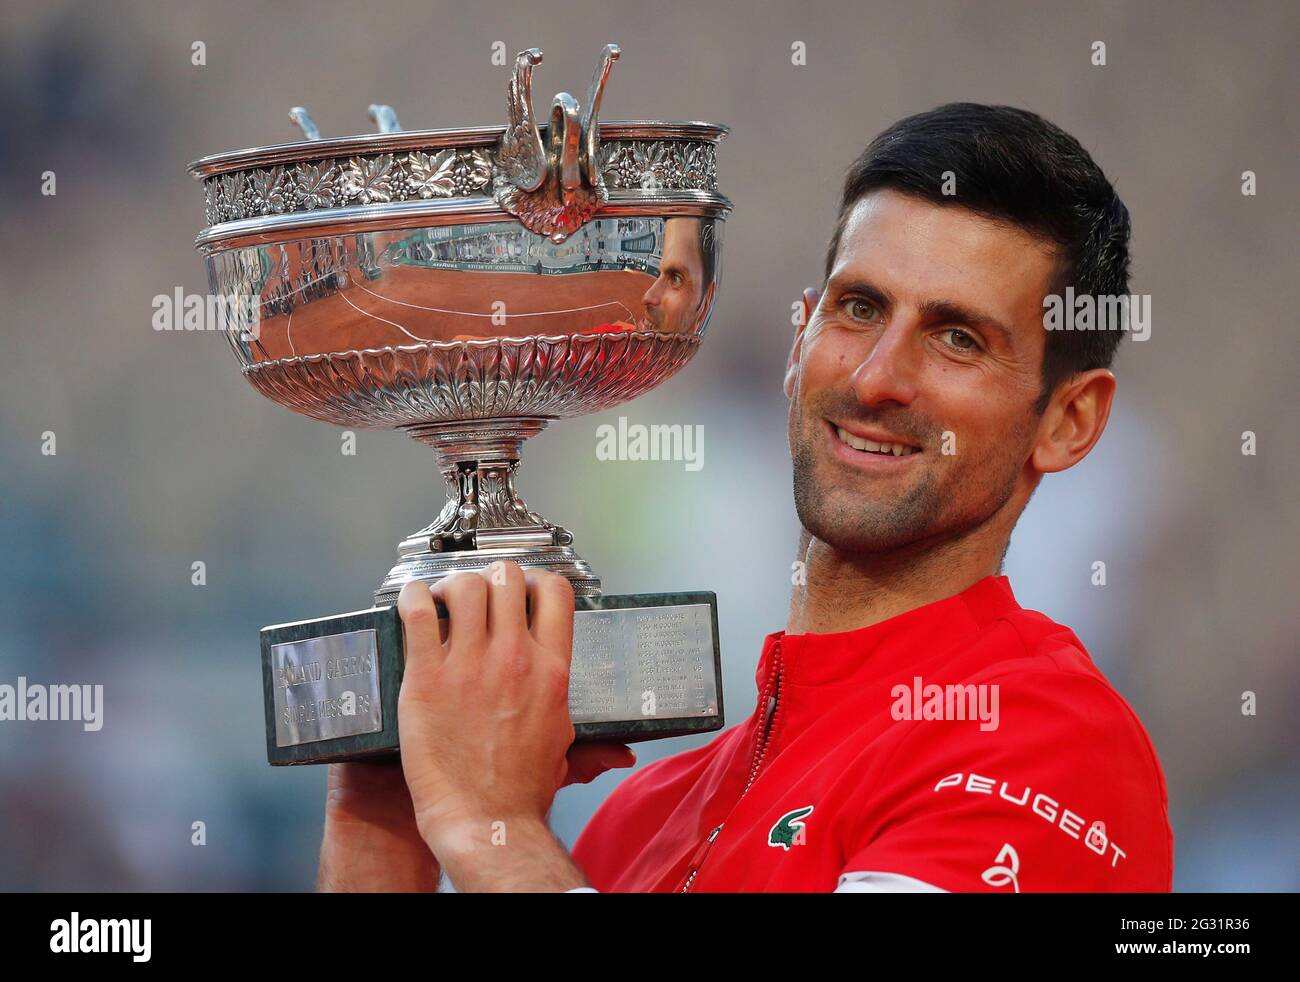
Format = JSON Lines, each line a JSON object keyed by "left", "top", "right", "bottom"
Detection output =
{"left": 259, "top": 591, "right": 724, "bottom": 766}
{"left": 261, "top": 607, "right": 405, "bottom": 766}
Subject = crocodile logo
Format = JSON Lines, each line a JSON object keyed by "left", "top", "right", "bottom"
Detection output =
{"left": 768, "top": 805, "right": 814, "bottom": 850}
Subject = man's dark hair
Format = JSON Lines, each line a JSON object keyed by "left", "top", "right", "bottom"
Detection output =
{"left": 824, "top": 103, "right": 1131, "bottom": 411}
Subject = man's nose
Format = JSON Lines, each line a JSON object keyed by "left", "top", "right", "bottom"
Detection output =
{"left": 642, "top": 275, "right": 666, "bottom": 308}
{"left": 849, "top": 320, "right": 920, "bottom": 407}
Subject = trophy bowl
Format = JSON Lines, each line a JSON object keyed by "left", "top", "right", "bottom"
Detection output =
{"left": 190, "top": 44, "right": 728, "bottom": 605}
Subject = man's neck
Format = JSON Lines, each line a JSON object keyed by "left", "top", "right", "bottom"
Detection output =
{"left": 786, "top": 524, "right": 1008, "bottom": 635}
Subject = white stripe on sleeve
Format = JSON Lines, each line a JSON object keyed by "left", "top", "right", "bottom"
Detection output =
{"left": 834, "top": 870, "right": 948, "bottom": 892}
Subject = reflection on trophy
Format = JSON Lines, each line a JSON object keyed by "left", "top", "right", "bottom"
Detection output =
{"left": 189, "top": 44, "right": 731, "bottom": 764}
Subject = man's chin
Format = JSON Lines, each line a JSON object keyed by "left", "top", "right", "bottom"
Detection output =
{"left": 802, "top": 522, "right": 931, "bottom": 557}
{"left": 794, "top": 497, "right": 934, "bottom": 556}
{"left": 792, "top": 442, "right": 947, "bottom": 552}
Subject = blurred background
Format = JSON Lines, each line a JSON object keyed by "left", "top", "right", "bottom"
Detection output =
{"left": 0, "top": 0, "right": 1295, "bottom": 890}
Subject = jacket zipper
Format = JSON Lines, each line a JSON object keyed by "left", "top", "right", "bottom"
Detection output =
{"left": 679, "top": 640, "right": 784, "bottom": 892}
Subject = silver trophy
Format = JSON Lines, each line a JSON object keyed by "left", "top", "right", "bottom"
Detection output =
{"left": 189, "top": 44, "right": 730, "bottom": 764}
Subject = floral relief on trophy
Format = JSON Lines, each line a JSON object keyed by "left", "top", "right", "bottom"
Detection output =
{"left": 405, "top": 149, "right": 494, "bottom": 199}
{"left": 599, "top": 140, "right": 719, "bottom": 192}
{"left": 248, "top": 166, "right": 292, "bottom": 215}
{"left": 202, "top": 139, "right": 717, "bottom": 225}
{"left": 339, "top": 154, "right": 395, "bottom": 205}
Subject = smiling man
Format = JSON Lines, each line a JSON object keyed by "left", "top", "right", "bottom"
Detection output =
{"left": 317, "top": 103, "right": 1173, "bottom": 894}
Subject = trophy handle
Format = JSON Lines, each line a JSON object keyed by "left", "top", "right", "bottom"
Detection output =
{"left": 580, "top": 44, "right": 621, "bottom": 196}
{"left": 491, "top": 43, "right": 621, "bottom": 242}
{"left": 367, "top": 103, "right": 403, "bottom": 134}
{"left": 548, "top": 92, "right": 583, "bottom": 194}
{"left": 287, "top": 106, "right": 321, "bottom": 141}
{"left": 496, "top": 48, "right": 548, "bottom": 193}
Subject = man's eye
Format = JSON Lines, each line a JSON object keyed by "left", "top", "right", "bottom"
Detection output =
{"left": 941, "top": 328, "right": 979, "bottom": 351}
{"left": 670, "top": 272, "right": 684, "bottom": 287}
{"left": 842, "top": 299, "right": 881, "bottom": 322}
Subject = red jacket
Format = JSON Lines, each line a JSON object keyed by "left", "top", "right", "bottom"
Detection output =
{"left": 572, "top": 576, "right": 1174, "bottom": 892}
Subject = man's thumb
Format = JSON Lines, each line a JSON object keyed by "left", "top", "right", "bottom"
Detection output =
{"left": 562, "top": 743, "right": 636, "bottom": 786}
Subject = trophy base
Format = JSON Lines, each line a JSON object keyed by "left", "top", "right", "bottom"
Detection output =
{"left": 260, "top": 592, "right": 724, "bottom": 766}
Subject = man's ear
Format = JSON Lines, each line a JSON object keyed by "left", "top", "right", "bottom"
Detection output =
{"left": 784, "top": 288, "right": 820, "bottom": 401}
{"left": 1031, "top": 368, "right": 1117, "bottom": 474}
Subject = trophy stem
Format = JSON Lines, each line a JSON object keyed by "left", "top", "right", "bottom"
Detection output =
{"left": 372, "top": 417, "right": 601, "bottom": 605}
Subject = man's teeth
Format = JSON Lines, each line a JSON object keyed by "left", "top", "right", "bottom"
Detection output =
{"left": 835, "top": 426, "right": 919, "bottom": 457}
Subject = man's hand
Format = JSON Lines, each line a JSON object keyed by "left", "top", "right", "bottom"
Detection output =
{"left": 317, "top": 759, "right": 440, "bottom": 892}
{"left": 316, "top": 561, "right": 633, "bottom": 893}
{"left": 396, "top": 562, "right": 633, "bottom": 891}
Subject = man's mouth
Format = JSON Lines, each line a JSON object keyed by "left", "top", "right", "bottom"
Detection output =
{"left": 831, "top": 422, "right": 922, "bottom": 458}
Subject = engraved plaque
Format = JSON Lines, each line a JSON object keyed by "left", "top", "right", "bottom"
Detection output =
{"left": 270, "top": 629, "right": 384, "bottom": 747}
{"left": 569, "top": 604, "right": 719, "bottom": 724}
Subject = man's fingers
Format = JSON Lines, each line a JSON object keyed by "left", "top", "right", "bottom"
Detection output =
{"left": 524, "top": 570, "right": 575, "bottom": 658}
{"left": 483, "top": 560, "right": 529, "bottom": 638}
{"left": 398, "top": 580, "right": 448, "bottom": 670}
{"left": 428, "top": 571, "right": 488, "bottom": 654}
{"left": 562, "top": 742, "right": 636, "bottom": 787}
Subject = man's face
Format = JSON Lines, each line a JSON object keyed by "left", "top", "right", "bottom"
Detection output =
{"left": 787, "top": 190, "right": 1057, "bottom": 554}
{"left": 642, "top": 218, "right": 706, "bottom": 333}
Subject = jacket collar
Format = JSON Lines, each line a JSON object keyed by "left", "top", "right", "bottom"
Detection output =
{"left": 755, "top": 575, "right": 1022, "bottom": 690}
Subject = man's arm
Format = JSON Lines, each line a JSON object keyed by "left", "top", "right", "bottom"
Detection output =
{"left": 318, "top": 760, "right": 441, "bottom": 893}
{"left": 317, "top": 737, "right": 632, "bottom": 892}
{"left": 316, "top": 562, "right": 632, "bottom": 894}
{"left": 429, "top": 816, "right": 589, "bottom": 893}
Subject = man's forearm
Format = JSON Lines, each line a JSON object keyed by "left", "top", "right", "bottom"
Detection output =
{"left": 317, "top": 760, "right": 442, "bottom": 893}
{"left": 430, "top": 816, "right": 588, "bottom": 892}
{"left": 317, "top": 815, "right": 442, "bottom": 892}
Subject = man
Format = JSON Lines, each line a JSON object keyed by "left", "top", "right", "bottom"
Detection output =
{"left": 317, "top": 103, "right": 1173, "bottom": 893}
